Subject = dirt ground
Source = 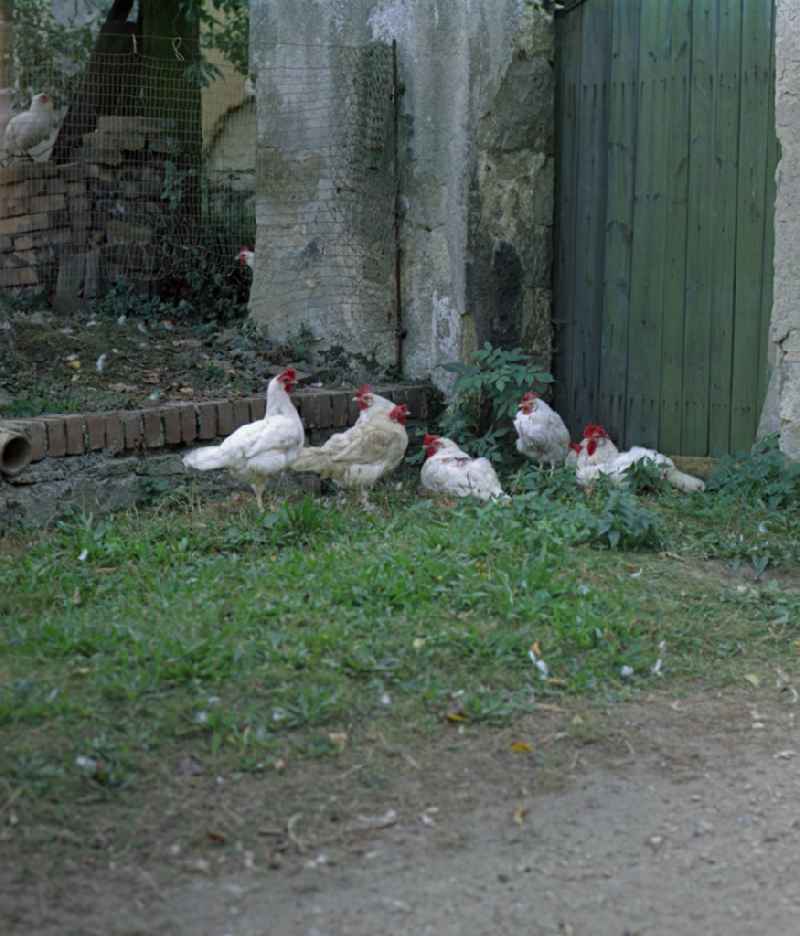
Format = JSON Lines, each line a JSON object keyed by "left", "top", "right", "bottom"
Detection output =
{"left": 0, "top": 302, "right": 368, "bottom": 420}
{"left": 3, "top": 685, "right": 799, "bottom": 936}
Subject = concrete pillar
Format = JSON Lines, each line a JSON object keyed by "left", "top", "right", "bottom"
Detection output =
{"left": 249, "top": 0, "right": 554, "bottom": 389}
{"left": 765, "top": 0, "right": 800, "bottom": 460}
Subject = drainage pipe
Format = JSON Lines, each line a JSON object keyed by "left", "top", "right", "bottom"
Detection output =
{"left": 0, "top": 429, "right": 32, "bottom": 477}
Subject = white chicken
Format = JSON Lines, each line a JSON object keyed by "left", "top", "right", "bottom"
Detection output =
{"left": 182, "top": 368, "right": 304, "bottom": 509}
{"left": 574, "top": 424, "right": 704, "bottom": 493}
{"left": 291, "top": 386, "right": 410, "bottom": 502}
{"left": 4, "top": 94, "right": 56, "bottom": 159}
{"left": 237, "top": 246, "right": 255, "bottom": 270}
{"left": 420, "top": 434, "right": 507, "bottom": 502}
{"left": 513, "top": 391, "right": 571, "bottom": 468}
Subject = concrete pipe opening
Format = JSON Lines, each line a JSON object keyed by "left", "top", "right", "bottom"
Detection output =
{"left": 0, "top": 430, "right": 32, "bottom": 477}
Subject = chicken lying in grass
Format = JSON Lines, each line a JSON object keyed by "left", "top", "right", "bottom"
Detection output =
{"left": 574, "top": 424, "right": 704, "bottom": 493}
{"left": 291, "top": 385, "right": 410, "bottom": 504}
{"left": 182, "top": 368, "right": 303, "bottom": 509}
{"left": 513, "top": 391, "right": 571, "bottom": 469}
{"left": 420, "top": 434, "right": 507, "bottom": 502}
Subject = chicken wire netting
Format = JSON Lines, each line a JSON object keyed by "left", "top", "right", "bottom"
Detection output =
{"left": 0, "top": 38, "right": 255, "bottom": 310}
{"left": 253, "top": 41, "right": 398, "bottom": 355}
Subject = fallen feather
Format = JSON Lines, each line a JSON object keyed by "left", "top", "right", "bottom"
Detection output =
{"left": 95, "top": 352, "right": 108, "bottom": 373}
{"left": 352, "top": 809, "right": 398, "bottom": 832}
{"left": 620, "top": 665, "right": 634, "bottom": 679}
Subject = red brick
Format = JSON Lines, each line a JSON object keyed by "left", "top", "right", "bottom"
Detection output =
{"left": 233, "top": 400, "right": 250, "bottom": 430}
{"left": 85, "top": 413, "right": 105, "bottom": 450}
{"left": 42, "top": 417, "right": 66, "bottom": 457}
{"left": 143, "top": 409, "right": 163, "bottom": 447}
{"left": 216, "top": 401, "right": 233, "bottom": 436}
{"left": 104, "top": 413, "right": 124, "bottom": 453}
{"left": 197, "top": 402, "right": 217, "bottom": 439}
{"left": 331, "top": 392, "right": 350, "bottom": 427}
{"left": 63, "top": 415, "right": 86, "bottom": 455}
{"left": 179, "top": 405, "right": 197, "bottom": 443}
{"left": 122, "top": 412, "right": 143, "bottom": 450}
{"left": 248, "top": 396, "right": 266, "bottom": 420}
{"left": 162, "top": 407, "right": 182, "bottom": 444}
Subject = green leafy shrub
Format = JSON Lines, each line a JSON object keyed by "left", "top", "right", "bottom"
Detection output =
{"left": 707, "top": 434, "right": 800, "bottom": 510}
{"left": 439, "top": 343, "right": 554, "bottom": 464}
{"left": 585, "top": 490, "right": 665, "bottom": 551}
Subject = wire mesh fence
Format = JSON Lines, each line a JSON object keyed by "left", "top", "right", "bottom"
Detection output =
{"left": 0, "top": 38, "right": 255, "bottom": 311}
{"left": 252, "top": 40, "right": 398, "bottom": 364}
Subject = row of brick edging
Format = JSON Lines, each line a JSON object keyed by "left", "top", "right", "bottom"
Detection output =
{"left": 0, "top": 384, "right": 431, "bottom": 466}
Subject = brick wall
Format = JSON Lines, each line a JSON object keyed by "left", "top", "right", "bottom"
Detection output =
{"left": 0, "top": 384, "right": 430, "bottom": 465}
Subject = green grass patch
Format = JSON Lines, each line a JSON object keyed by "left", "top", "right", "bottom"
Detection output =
{"left": 1, "top": 464, "right": 799, "bottom": 802}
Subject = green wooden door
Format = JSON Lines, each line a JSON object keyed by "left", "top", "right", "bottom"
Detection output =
{"left": 554, "top": 0, "right": 777, "bottom": 456}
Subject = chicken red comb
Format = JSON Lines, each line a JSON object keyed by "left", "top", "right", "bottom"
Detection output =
{"left": 569, "top": 441, "right": 581, "bottom": 453}
{"left": 280, "top": 368, "right": 296, "bottom": 381}
{"left": 422, "top": 433, "right": 439, "bottom": 446}
{"left": 521, "top": 391, "right": 539, "bottom": 403}
{"left": 582, "top": 423, "right": 608, "bottom": 439}
{"left": 355, "top": 384, "right": 372, "bottom": 398}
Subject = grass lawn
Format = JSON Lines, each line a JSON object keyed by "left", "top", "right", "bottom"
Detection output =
{"left": 2, "top": 451, "right": 799, "bottom": 819}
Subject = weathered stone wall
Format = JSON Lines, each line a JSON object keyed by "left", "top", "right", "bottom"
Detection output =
{"left": 249, "top": 0, "right": 555, "bottom": 389}
{"left": 767, "top": 0, "right": 800, "bottom": 460}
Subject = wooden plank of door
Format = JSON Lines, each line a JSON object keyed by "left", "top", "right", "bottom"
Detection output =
{"left": 682, "top": 0, "right": 718, "bottom": 455}
{"left": 626, "top": 0, "right": 670, "bottom": 449}
{"left": 707, "top": 0, "right": 742, "bottom": 456}
{"left": 731, "top": 0, "right": 773, "bottom": 452}
{"left": 658, "top": 0, "right": 692, "bottom": 456}
{"left": 553, "top": 7, "right": 583, "bottom": 431}
{"left": 598, "top": 0, "right": 640, "bottom": 446}
{"left": 756, "top": 7, "right": 777, "bottom": 430}
{"left": 571, "top": 0, "right": 612, "bottom": 435}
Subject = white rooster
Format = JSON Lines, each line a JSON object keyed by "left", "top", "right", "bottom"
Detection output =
{"left": 182, "top": 368, "right": 304, "bottom": 508}
{"left": 574, "top": 424, "right": 704, "bottom": 493}
{"left": 513, "top": 391, "right": 571, "bottom": 468}
{"left": 4, "top": 93, "right": 56, "bottom": 159}
{"left": 291, "top": 386, "right": 410, "bottom": 503}
{"left": 421, "top": 434, "right": 507, "bottom": 501}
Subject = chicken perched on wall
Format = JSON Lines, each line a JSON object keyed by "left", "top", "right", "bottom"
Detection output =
{"left": 421, "top": 434, "right": 507, "bottom": 501}
{"left": 182, "top": 368, "right": 303, "bottom": 509}
{"left": 291, "top": 386, "right": 410, "bottom": 503}
{"left": 513, "top": 391, "right": 571, "bottom": 468}
{"left": 4, "top": 94, "right": 56, "bottom": 160}
{"left": 574, "top": 424, "right": 704, "bottom": 493}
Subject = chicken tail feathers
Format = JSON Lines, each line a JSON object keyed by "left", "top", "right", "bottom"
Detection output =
{"left": 290, "top": 447, "right": 330, "bottom": 474}
{"left": 183, "top": 445, "right": 230, "bottom": 471}
{"left": 665, "top": 466, "right": 705, "bottom": 493}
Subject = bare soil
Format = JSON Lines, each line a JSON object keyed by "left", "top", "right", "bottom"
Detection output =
{"left": 0, "top": 304, "right": 330, "bottom": 419}
{"left": 3, "top": 685, "right": 799, "bottom": 935}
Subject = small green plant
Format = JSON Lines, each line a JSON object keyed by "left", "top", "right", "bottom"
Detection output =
{"left": 621, "top": 458, "right": 671, "bottom": 497}
{"left": 707, "top": 434, "right": 800, "bottom": 510}
{"left": 585, "top": 490, "right": 665, "bottom": 551}
{"left": 439, "top": 343, "right": 554, "bottom": 463}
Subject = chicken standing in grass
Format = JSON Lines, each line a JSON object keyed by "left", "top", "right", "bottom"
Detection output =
{"left": 513, "top": 391, "right": 571, "bottom": 469}
{"left": 182, "top": 368, "right": 303, "bottom": 509}
{"left": 291, "top": 386, "right": 410, "bottom": 503}
{"left": 420, "top": 434, "right": 507, "bottom": 501}
{"left": 574, "top": 424, "right": 704, "bottom": 493}
{"left": 4, "top": 93, "right": 56, "bottom": 159}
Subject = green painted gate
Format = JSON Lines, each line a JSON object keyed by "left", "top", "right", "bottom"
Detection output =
{"left": 553, "top": 0, "right": 777, "bottom": 455}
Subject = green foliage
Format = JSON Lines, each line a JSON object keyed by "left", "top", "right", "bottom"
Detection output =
{"left": 11, "top": 0, "right": 97, "bottom": 107}
{"left": 179, "top": 0, "right": 250, "bottom": 80}
{"left": 707, "top": 434, "right": 800, "bottom": 510}
{"left": 620, "top": 458, "right": 672, "bottom": 496}
{"left": 439, "top": 343, "right": 554, "bottom": 464}
{"left": 584, "top": 490, "right": 665, "bottom": 551}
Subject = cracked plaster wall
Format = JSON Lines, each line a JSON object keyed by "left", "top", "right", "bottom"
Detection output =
{"left": 249, "top": 0, "right": 554, "bottom": 390}
{"left": 765, "top": 0, "right": 800, "bottom": 459}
